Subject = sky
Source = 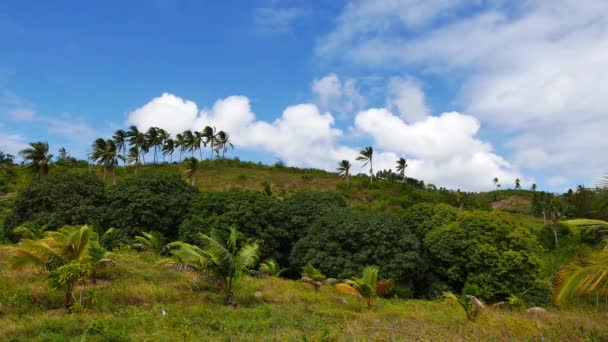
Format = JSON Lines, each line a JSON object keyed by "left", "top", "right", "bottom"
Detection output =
{"left": 1, "top": 0, "right": 607, "bottom": 192}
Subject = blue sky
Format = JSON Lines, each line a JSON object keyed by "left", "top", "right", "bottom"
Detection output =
{"left": 1, "top": 0, "right": 607, "bottom": 192}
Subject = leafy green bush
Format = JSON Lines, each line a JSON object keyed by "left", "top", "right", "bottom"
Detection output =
{"left": 104, "top": 173, "right": 197, "bottom": 238}
{"left": 100, "top": 228, "right": 132, "bottom": 250}
{"left": 400, "top": 203, "right": 459, "bottom": 240}
{"left": 521, "top": 279, "right": 553, "bottom": 307}
{"left": 5, "top": 173, "right": 106, "bottom": 236}
{"left": 179, "top": 190, "right": 286, "bottom": 262}
{"left": 425, "top": 211, "right": 542, "bottom": 300}
{"left": 290, "top": 207, "right": 421, "bottom": 281}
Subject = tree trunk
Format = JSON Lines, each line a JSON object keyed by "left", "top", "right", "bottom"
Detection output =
{"left": 552, "top": 226, "right": 559, "bottom": 249}
{"left": 346, "top": 175, "right": 349, "bottom": 192}
{"left": 112, "top": 167, "right": 116, "bottom": 185}
{"left": 542, "top": 210, "right": 546, "bottom": 226}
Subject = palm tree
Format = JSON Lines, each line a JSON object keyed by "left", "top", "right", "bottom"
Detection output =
{"left": 91, "top": 138, "right": 118, "bottom": 184}
{"left": 7, "top": 225, "right": 109, "bottom": 308}
{"left": 112, "top": 129, "right": 128, "bottom": 165}
{"left": 396, "top": 158, "right": 407, "bottom": 182}
{"left": 182, "top": 130, "right": 196, "bottom": 158}
{"left": 554, "top": 250, "right": 608, "bottom": 304}
{"left": 19, "top": 141, "right": 53, "bottom": 178}
{"left": 127, "top": 125, "right": 147, "bottom": 165}
{"left": 162, "top": 138, "right": 176, "bottom": 162}
{"left": 166, "top": 227, "right": 259, "bottom": 307}
{"left": 260, "top": 259, "right": 286, "bottom": 277}
{"left": 158, "top": 128, "right": 170, "bottom": 162}
{"left": 356, "top": 146, "right": 374, "bottom": 183}
{"left": 493, "top": 177, "right": 499, "bottom": 189}
{"left": 336, "top": 160, "right": 351, "bottom": 192}
{"left": 183, "top": 157, "right": 198, "bottom": 186}
{"left": 125, "top": 146, "right": 141, "bottom": 174}
{"left": 146, "top": 127, "right": 161, "bottom": 163}
{"left": 531, "top": 183, "right": 537, "bottom": 191}
{"left": 202, "top": 126, "right": 217, "bottom": 160}
{"left": 57, "top": 147, "right": 68, "bottom": 161}
{"left": 194, "top": 130, "right": 205, "bottom": 160}
{"left": 133, "top": 231, "right": 167, "bottom": 255}
{"left": 214, "top": 131, "right": 234, "bottom": 160}
{"left": 337, "top": 266, "right": 379, "bottom": 309}
{"left": 515, "top": 178, "right": 521, "bottom": 189}
{"left": 175, "top": 133, "right": 185, "bottom": 163}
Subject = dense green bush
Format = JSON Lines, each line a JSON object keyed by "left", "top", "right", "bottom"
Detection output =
{"left": 521, "top": 279, "right": 553, "bottom": 307}
{"left": 425, "top": 211, "right": 542, "bottom": 300}
{"left": 400, "top": 203, "right": 459, "bottom": 240}
{"left": 290, "top": 207, "right": 421, "bottom": 281}
{"left": 5, "top": 173, "right": 106, "bottom": 236}
{"left": 178, "top": 190, "right": 287, "bottom": 261}
{"left": 104, "top": 173, "right": 197, "bottom": 238}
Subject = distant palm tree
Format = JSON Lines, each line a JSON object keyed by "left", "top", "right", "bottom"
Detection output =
{"left": 202, "top": 126, "right": 217, "bottom": 160}
{"left": 19, "top": 141, "right": 54, "bottom": 178}
{"left": 112, "top": 129, "right": 128, "bottom": 165}
{"left": 127, "top": 125, "right": 147, "bottom": 165}
{"left": 125, "top": 146, "right": 141, "bottom": 174}
{"left": 515, "top": 178, "right": 521, "bottom": 189}
{"left": 158, "top": 128, "right": 170, "bottom": 161}
{"left": 162, "top": 138, "right": 176, "bottom": 162}
{"left": 194, "top": 130, "right": 205, "bottom": 160}
{"left": 336, "top": 160, "right": 351, "bottom": 192}
{"left": 182, "top": 130, "right": 196, "bottom": 158}
{"left": 146, "top": 127, "right": 161, "bottom": 163}
{"left": 183, "top": 157, "right": 198, "bottom": 186}
{"left": 396, "top": 158, "right": 408, "bottom": 182}
{"left": 356, "top": 146, "right": 374, "bottom": 183}
{"left": 91, "top": 138, "right": 118, "bottom": 184}
{"left": 166, "top": 227, "right": 259, "bottom": 307}
{"left": 214, "top": 131, "right": 234, "bottom": 160}
{"left": 58, "top": 147, "right": 68, "bottom": 161}
{"left": 531, "top": 183, "right": 537, "bottom": 191}
{"left": 175, "top": 133, "right": 185, "bottom": 163}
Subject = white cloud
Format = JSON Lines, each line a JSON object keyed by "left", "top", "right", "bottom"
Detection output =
{"left": 254, "top": 6, "right": 302, "bottom": 33}
{"left": 8, "top": 108, "right": 36, "bottom": 121}
{"left": 0, "top": 132, "right": 28, "bottom": 156}
{"left": 386, "top": 77, "right": 429, "bottom": 122}
{"left": 548, "top": 176, "right": 569, "bottom": 187}
{"left": 127, "top": 92, "right": 523, "bottom": 191}
{"left": 317, "top": 0, "right": 608, "bottom": 185}
{"left": 312, "top": 73, "right": 365, "bottom": 118}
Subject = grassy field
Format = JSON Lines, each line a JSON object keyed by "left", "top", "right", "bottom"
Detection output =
{"left": 0, "top": 248, "right": 606, "bottom": 341}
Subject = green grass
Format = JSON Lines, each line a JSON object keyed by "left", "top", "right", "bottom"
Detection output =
{"left": 0, "top": 248, "right": 607, "bottom": 341}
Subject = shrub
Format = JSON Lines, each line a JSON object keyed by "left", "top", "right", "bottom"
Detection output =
{"left": 290, "top": 207, "right": 421, "bottom": 281}
{"left": 5, "top": 173, "right": 106, "bottom": 236}
{"left": 104, "top": 173, "right": 198, "bottom": 238}
{"left": 400, "top": 203, "right": 459, "bottom": 240}
{"left": 425, "top": 211, "right": 542, "bottom": 300}
{"left": 521, "top": 279, "right": 553, "bottom": 307}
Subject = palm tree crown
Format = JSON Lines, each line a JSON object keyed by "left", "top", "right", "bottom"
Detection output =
{"left": 356, "top": 146, "right": 374, "bottom": 183}
{"left": 396, "top": 158, "right": 407, "bottom": 182}
{"left": 19, "top": 141, "right": 54, "bottom": 178}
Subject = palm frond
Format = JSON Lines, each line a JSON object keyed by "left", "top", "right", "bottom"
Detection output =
{"left": 555, "top": 250, "right": 608, "bottom": 303}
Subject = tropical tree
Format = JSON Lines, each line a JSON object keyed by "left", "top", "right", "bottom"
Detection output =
{"left": 183, "top": 157, "right": 198, "bottom": 186}
{"left": 202, "top": 126, "right": 217, "bottom": 160}
{"left": 133, "top": 231, "right": 167, "bottom": 255}
{"left": 19, "top": 141, "right": 53, "bottom": 178}
{"left": 336, "top": 160, "right": 351, "bottom": 192}
{"left": 158, "top": 128, "right": 170, "bottom": 161}
{"left": 57, "top": 147, "right": 68, "bottom": 161}
{"left": 146, "top": 127, "right": 161, "bottom": 163}
{"left": 337, "top": 266, "right": 379, "bottom": 309}
{"left": 396, "top": 157, "right": 408, "bottom": 182}
{"left": 162, "top": 138, "right": 176, "bottom": 162}
{"left": 166, "top": 227, "right": 259, "bottom": 307}
{"left": 493, "top": 177, "right": 499, "bottom": 189}
{"left": 549, "top": 196, "right": 565, "bottom": 248}
{"left": 175, "top": 133, "right": 185, "bottom": 163}
{"left": 0, "top": 150, "right": 14, "bottom": 167}
{"left": 194, "top": 130, "right": 205, "bottom": 160}
{"left": 515, "top": 178, "right": 521, "bottom": 189}
{"left": 112, "top": 129, "right": 128, "bottom": 165}
{"left": 182, "top": 130, "right": 196, "bottom": 158}
{"left": 127, "top": 125, "right": 147, "bottom": 165}
{"left": 90, "top": 138, "right": 118, "bottom": 184}
{"left": 356, "top": 146, "right": 374, "bottom": 183}
{"left": 531, "top": 183, "right": 537, "bottom": 191}
{"left": 442, "top": 291, "right": 484, "bottom": 322}
{"left": 260, "top": 259, "right": 286, "bottom": 277}
{"left": 125, "top": 146, "right": 141, "bottom": 174}
{"left": 214, "top": 130, "right": 234, "bottom": 160}
{"left": 554, "top": 250, "right": 608, "bottom": 304}
{"left": 7, "top": 225, "right": 110, "bottom": 308}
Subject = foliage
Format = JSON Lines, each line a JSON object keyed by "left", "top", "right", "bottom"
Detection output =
{"left": 554, "top": 250, "right": 608, "bottom": 304}
{"left": 521, "top": 279, "right": 553, "bottom": 307}
{"left": 133, "top": 231, "right": 167, "bottom": 255}
{"left": 19, "top": 141, "right": 53, "bottom": 177}
{"left": 425, "top": 211, "right": 542, "bottom": 300}
{"left": 301, "top": 263, "right": 326, "bottom": 282}
{"left": 99, "top": 227, "right": 132, "bottom": 250}
{"left": 5, "top": 173, "right": 106, "bottom": 236}
{"left": 259, "top": 259, "right": 286, "bottom": 277}
{"left": 291, "top": 207, "right": 420, "bottom": 281}
{"left": 345, "top": 266, "right": 379, "bottom": 309}
{"left": 104, "top": 173, "right": 198, "bottom": 238}
{"left": 11, "top": 222, "right": 47, "bottom": 240}
{"left": 166, "top": 227, "right": 259, "bottom": 305}
{"left": 443, "top": 291, "right": 483, "bottom": 322}
{"left": 179, "top": 190, "right": 286, "bottom": 262}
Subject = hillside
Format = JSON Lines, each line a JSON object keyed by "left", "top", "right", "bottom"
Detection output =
{"left": 1, "top": 249, "right": 606, "bottom": 341}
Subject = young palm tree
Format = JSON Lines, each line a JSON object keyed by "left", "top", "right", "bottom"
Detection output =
{"left": 133, "top": 231, "right": 167, "bottom": 255}
{"left": 162, "top": 138, "right": 176, "bottom": 162}
{"left": 396, "top": 157, "right": 408, "bottom": 182}
{"left": 260, "top": 259, "right": 286, "bottom": 277}
{"left": 125, "top": 146, "right": 141, "bottom": 174}
{"left": 175, "top": 133, "right": 185, "bottom": 163}
{"left": 112, "top": 129, "right": 128, "bottom": 165}
{"left": 339, "top": 266, "right": 379, "bottom": 309}
{"left": 554, "top": 250, "right": 608, "bottom": 304}
{"left": 91, "top": 138, "right": 118, "bottom": 184}
{"left": 336, "top": 160, "right": 351, "bottom": 192}
{"left": 202, "top": 126, "right": 217, "bottom": 160}
{"left": 7, "top": 225, "right": 109, "bottom": 308}
{"left": 166, "top": 227, "right": 259, "bottom": 307}
{"left": 356, "top": 146, "right": 374, "bottom": 183}
{"left": 183, "top": 157, "right": 198, "bottom": 186}
{"left": 19, "top": 141, "right": 54, "bottom": 178}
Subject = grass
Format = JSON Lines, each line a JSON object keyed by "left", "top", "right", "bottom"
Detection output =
{"left": 0, "top": 248, "right": 607, "bottom": 341}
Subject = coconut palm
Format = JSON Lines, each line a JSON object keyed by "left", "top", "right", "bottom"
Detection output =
{"left": 90, "top": 138, "right": 118, "bottom": 184}
{"left": 493, "top": 177, "right": 499, "bottom": 189}
{"left": 7, "top": 225, "right": 111, "bottom": 308}
{"left": 515, "top": 178, "right": 521, "bottom": 189}
{"left": 339, "top": 266, "right": 379, "bottom": 309}
{"left": 260, "top": 259, "right": 286, "bottom": 277}
{"left": 531, "top": 183, "right": 537, "bottom": 191}
{"left": 182, "top": 130, "right": 196, "bottom": 158}
{"left": 166, "top": 227, "right": 259, "bottom": 307}
{"left": 214, "top": 131, "right": 234, "bottom": 160}
{"left": 127, "top": 125, "right": 147, "bottom": 165}
{"left": 125, "top": 146, "right": 141, "bottom": 174}
{"left": 133, "top": 231, "right": 167, "bottom": 255}
{"left": 396, "top": 158, "right": 407, "bottom": 182}
{"left": 356, "top": 146, "right": 374, "bottom": 183}
{"left": 19, "top": 141, "right": 54, "bottom": 178}
{"left": 183, "top": 157, "right": 198, "bottom": 186}
{"left": 202, "top": 126, "right": 217, "bottom": 160}
{"left": 162, "top": 138, "right": 176, "bottom": 162}
{"left": 175, "top": 133, "right": 185, "bottom": 163}
{"left": 112, "top": 129, "right": 128, "bottom": 165}
{"left": 336, "top": 160, "right": 351, "bottom": 192}
{"left": 158, "top": 128, "right": 170, "bottom": 161}
{"left": 145, "top": 127, "right": 161, "bottom": 163}
{"left": 194, "top": 130, "right": 205, "bottom": 160}
{"left": 554, "top": 250, "right": 608, "bottom": 304}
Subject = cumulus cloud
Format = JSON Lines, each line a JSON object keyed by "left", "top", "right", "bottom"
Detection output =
{"left": 317, "top": 0, "right": 608, "bottom": 186}
{"left": 0, "top": 132, "right": 28, "bottom": 156}
{"left": 312, "top": 73, "right": 365, "bottom": 118}
{"left": 386, "top": 77, "right": 429, "bottom": 122}
{"left": 127, "top": 92, "right": 523, "bottom": 191}
{"left": 254, "top": 6, "right": 302, "bottom": 33}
